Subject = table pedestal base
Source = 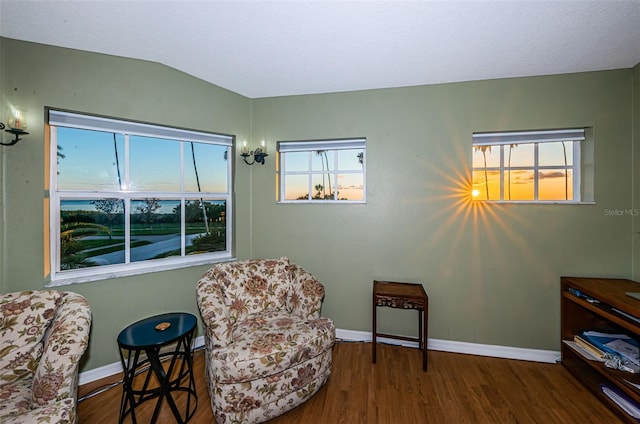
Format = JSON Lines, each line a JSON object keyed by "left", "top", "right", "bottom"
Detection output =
{"left": 118, "top": 313, "right": 198, "bottom": 424}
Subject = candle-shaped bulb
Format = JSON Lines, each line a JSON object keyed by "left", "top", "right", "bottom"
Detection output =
{"left": 241, "top": 141, "right": 249, "bottom": 155}
{"left": 8, "top": 107, "right": 27, "bottom": 130}
{"left": 260, "top": 140, "right": 267, "bottom": 153}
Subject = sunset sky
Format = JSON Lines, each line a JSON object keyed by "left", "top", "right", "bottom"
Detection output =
{"left": 56, "top": 127, "right": 229, "bottom": 194}
{"left": 281, "top": 149, "right": 365, "bottom": 201}
{"left": 472, "top": 141, "right": 574, "bottom": 201}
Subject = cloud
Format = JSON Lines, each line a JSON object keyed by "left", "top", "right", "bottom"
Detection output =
{"left": 539, "top": 171, "right": 566, "bottom": 179}
{"left": 337, "top": 184, "right": 364, "bottom": 190}
{"left": 506, "top": 170, "right": 534, "bottom": 184}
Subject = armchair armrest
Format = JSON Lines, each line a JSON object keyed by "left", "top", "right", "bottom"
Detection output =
{"left": 4, "top": 399, "right": 77, "bottom": 424}
{"left": 288, "top": 264, "right": 325, "bottom": 320}
{"left": 32, "top": 291, "right": 91, "bottom": 424}
{"left": 196, "top": 270, "right": 233, "bottom": 349}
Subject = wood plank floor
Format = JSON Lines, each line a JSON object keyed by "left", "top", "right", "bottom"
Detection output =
{"left": 78, "top": 341, "right": 623, "bottom": 423}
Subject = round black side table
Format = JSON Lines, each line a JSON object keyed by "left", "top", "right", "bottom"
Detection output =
{"left": 117, "top": 312, "right": 197, "bottom": 424}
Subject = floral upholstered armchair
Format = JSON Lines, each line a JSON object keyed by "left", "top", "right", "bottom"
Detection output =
{"left": 0, "top": 290, "right": 92, "bottom": 424}
{"left": 196, "top": 257, "right": 335, "bottom": 423}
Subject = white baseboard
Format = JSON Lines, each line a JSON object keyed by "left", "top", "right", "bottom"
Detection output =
{"left": 79, "top": 330, "right": 560, "bottom": 386}
{"left": 79, "top": 335, "right": 206, "bottom": 386}
{"left": 78, "top": 361, "right": 123, "bottom": 387}
{"left": 337, "top": 328, "right": 560, "bottom": 364}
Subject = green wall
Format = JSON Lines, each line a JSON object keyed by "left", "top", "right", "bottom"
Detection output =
{"left": 0, "top": 37, "right": 5, "bottom": 294}
{"left": 1, "top": 37, "right": 638, "bottom": 372}
{"left": 251, "top": 70, "right": 634, "bottom": 351}
{"left": 0, "top": 38, "right": 252, "bottom": 370}
{"left": 634, "top": 63, "right": 640, "bottom": 281}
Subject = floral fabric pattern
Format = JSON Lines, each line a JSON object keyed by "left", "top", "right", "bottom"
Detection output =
{"left": 196, "top": 257, "right": 335, "bottom": 423}
{"left": 0, "top": 290, "right": 92, "bottom": 424}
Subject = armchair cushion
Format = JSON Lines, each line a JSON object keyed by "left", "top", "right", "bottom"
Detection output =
{"left": 0, "top": 290, "right": 91, "bottom": 424}
{"left": 212, "top": 309, "right": 335, "bottom": 383}
{"left": 213, "top": 257, "right": 291, "bottom": 324}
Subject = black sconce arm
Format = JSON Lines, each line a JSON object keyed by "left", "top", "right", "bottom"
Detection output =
{"left": 241, "top": 147, "right": 269, "bottom": 165}
{"left": 0, "top": 122, "right": 29, "bottom": 146}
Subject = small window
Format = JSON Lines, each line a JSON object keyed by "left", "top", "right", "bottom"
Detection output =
{"left": 472, "top": 129, "right": 585, "bottom": 202}
{"left": 47, "top": 109, "right": 233, "bottom": 285}
{"left": 278, "top": 138, "right": 366, "bottom": 203}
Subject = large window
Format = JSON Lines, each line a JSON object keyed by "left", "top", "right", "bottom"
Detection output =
{"left": 472, "top": 129, "right": 585, "bottom": 202}
{"left": 278, "top": 138, "right": 366, "bottom": 203}
{"left": 47, "top": 109, "right": 233, "bottom": 285}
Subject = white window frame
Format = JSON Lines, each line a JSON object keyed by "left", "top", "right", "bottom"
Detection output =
{"left": 47, "top": 109, "right": 234, "bottom": 285}
{"left": 472, "top": 129, "right": 585, "bottom": 203}
{"left": 278, "top": 138, "right": 366, "bottom": 203}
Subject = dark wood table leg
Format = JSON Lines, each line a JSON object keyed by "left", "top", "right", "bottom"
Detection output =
{"left": 423, "top": 299, "right": 429, "bottom": 371}
{"left": 418, "top": 309, "right": 424, "bottom": 370}
{"left": 372, "top": 292, "right": 377, "bottom": 364}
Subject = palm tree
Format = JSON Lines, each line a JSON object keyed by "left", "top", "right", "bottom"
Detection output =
{"left": 101, "top": 134, "right": 126, "bottom": 239}
{"left": 113, "top": 134, "right": 123, "bottom": 189}
{"left": 561, "top": 141, "right": 568, "bottom": 200}
{"left": 315, "top": 150, "right": 328, "bottom": 198}
{"left": 322, "top": 151, "right": 332, "bottom": 198}
{"left": 474, "top": 145, "right": 492, "bottom": 200}
{"left": 59, "top": 221, "right": 110, "bottom": 269}
{"left": 56, "top": 145, "right": 65, "bottom": 175}
{"left": 507, "top": 144, "right": 517, "bottom": 200}
{"left": 314, "top": 184, "right": 324, "bottom": 199}
{"left": 191, "top": 142, "right": 209, "bottom": 233}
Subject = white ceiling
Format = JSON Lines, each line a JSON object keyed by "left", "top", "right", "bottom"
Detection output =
{"left": 1, "top": 0, "right": 639, "bottom": 99}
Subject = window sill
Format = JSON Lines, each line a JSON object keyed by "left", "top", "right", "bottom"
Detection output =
{"left": 472, "top": 201, "right": 596, "bottom": 205}
{"left": 278, "top": 200, "right": 366, "bottom": 204}
{"left": 47, "top": 254, "right": 235, "bottom": 287}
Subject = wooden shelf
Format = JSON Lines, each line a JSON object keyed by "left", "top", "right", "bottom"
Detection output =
{"left": 561, "top": 276, "right": 640, "bottom": 423}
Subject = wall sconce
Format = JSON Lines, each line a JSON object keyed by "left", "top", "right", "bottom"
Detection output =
{"left": 240, "top": 140, "right": 269, "bottom": 165}
{"left": 0, "top": 107, "right": 29, "bottom": 146}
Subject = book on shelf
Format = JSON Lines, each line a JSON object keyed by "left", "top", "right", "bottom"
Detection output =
{"left": 563, "top": 339, "right": 606, "bottom": 362}
{"left": 573, "top": 335, "right": 607, "bottom": 360}
{"left": 613, "top": 307, "right": 640, "bottom": 325}
{"left": 601, "top": 384, "right": 640, "bottom": 419}
{"left": 580, "top": 330, "right": 640, "bottom": 365}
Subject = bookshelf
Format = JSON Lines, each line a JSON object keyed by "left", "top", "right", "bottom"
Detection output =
{"left": 561, "top": 276, "right": 640, "bottom": 423}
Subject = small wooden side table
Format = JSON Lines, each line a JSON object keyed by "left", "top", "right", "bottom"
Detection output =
{"left": 372, "top": 280, "right": 429, "bottom": 371}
